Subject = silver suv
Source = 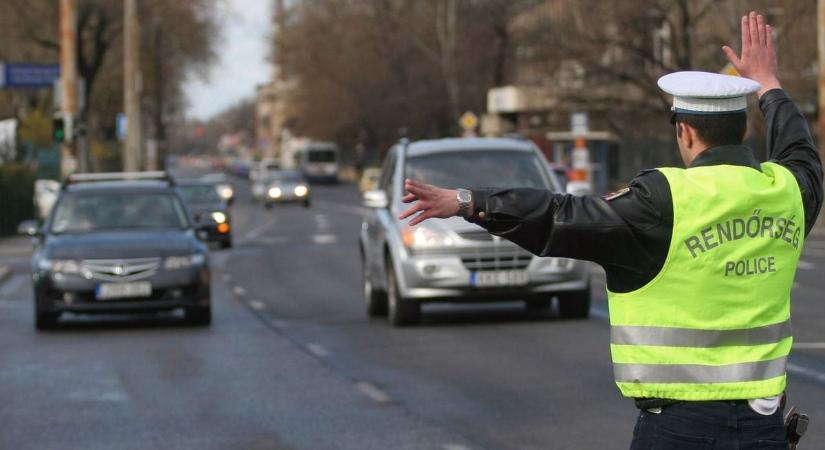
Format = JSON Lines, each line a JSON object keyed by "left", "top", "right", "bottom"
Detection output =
{"left": 359, "top": 138, "right": 591, "bottom": 326}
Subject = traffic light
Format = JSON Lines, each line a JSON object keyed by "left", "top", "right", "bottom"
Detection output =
{"left": 53, "top": 116, "right": 65, "bottom": 143}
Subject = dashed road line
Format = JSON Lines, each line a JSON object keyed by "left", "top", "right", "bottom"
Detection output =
{"left": 233, "top": 286, "right": 246, "bottom": 297}
{"left": 797, "top": 260, "right": 815, "bottom": 270}
{"left": 306, "top": 343, "right": 330, "bottom": 358}
{"left": 355, "top": 382, "right": 391, "bottom": 404}
{"left": 241, "top": 217, "right": 279, "bottom": 242}
{"left": 443, "top": 445, "right": 471, "bottom": 450}
{"left": 793, "top": 342, "right": 825, "bottom": 350}
{"left": 0, "top": 274, "right": 26, "bottom": 298}
{"left": 248, "top": 300, "right": 265, "bottom": 311}
{"left": 788, "top": 363, "right": 825, "bottom": 384}
{"left": 312, "top": 234, "right": 338, "bottom": 244}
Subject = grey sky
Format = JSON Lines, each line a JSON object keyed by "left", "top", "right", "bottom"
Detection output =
{"left": 184, "top": 0, "right": 273, "bottom": 120}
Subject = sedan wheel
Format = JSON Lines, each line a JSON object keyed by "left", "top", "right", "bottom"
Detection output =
{"left": 362, "top": 255, "right": 387, "bottom": 317}
{"left": 386, "top": 258, "right": 420, "bottom": 326}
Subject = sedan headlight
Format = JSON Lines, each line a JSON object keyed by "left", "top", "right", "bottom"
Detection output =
{"left": 268, "top": 187, "right": 282, "bottom": 199}
{"left": 294, "top": 185, "right": 309, "bottom": 197}
{"left": 211, "top": 211, "right": 227, "bottom": 224}
{"left": 217, "top": 184, "right": 234, "bottom": 200}
{"left": 38, "top": 259, "right": 82, "bottom": 274}
{"left": 164, "top": 254, "right": 206, "bottom": 270}
{"left": 401, "top": 226, "right": 455, "bottom": 248}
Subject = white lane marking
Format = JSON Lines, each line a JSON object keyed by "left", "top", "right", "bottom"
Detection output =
{"left": 797, "top": 260, "right": 815, "bottom": 270}
{"left": 312, "top": 234, "right": 338, "bottom": 244}
{"left": 248, "top": 300, "right": 265, "bottom": 311}
{"left": 443, "top": 445, "right": 471, "bottom": 450}
{"left": 306, "top": 343, "right": 330, "bottom": 358}
{"left": 243, "top": 217, "right": 279, "bottom": 241}
{"left": 233, "top": 286, "right": 246, "bottom": 297}
{"left": 258, "top": 236, "right": 288, "bottom": 245}
{"left": 788, "top": 363, "right": 825, "bottom": 384}
{"left": 355, "top": 382, "right": 391, "bottom": 404}
{"left": 793, "top": 342, "right": 825, "bottom": 350}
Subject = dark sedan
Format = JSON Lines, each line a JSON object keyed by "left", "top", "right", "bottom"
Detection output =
{"left": 177, "top": 180, "right": 233, "bottom": 248}
{"left": 19, "top": 172, "right": 212, "bottom": 329}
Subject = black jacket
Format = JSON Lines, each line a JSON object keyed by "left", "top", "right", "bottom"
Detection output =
{"left": 469, "top": 89, "right": 823, "bottom": 293}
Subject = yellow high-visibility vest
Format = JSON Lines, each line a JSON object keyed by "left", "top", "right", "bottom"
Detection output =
{"left": 608, "top": 162, "right": 804, "bottom": 400}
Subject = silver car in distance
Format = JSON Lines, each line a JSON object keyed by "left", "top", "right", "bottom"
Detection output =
{"left": 360, "top": 138, "right": 591, "bottom": 326}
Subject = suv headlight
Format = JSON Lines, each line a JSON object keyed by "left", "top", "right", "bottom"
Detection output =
{"left": 38, "top": 259, "right": 82, "bottom": 274}
{"left": 164, "top": 254, "right": 206, "bottom": 270}
{"left": 211, "top": 211, "right": 227, "bottom": 224}
{"left": 268, "top": 187, "right": 282, "bottom": 198}
{"left": 217, "top": 184, "right": 234, "bottom": 200}
{"left": 294, "top": 185, "right": 308, "bottom": 197}
{"left": 401, "top": 226, "right": 455, "bottom": 248}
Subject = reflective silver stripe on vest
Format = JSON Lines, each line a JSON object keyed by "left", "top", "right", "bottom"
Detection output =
{"left": 614, "top": 356, "right": 787, "bottom": 384}
{"left": 611, "top": 320, "right": 791, "bottom": 348}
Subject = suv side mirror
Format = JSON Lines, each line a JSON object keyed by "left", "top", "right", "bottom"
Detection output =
{"left": 363, "top": 190, "right": 388, "bottom": 209}
{"left": 17, "top": 220, "right": 40, "bottom": 236}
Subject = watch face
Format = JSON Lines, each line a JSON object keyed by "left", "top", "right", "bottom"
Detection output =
{"left": 458, "top": 190, "right": 471, "bottom": 202}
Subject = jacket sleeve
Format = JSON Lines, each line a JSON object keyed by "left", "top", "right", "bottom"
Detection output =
{"left": 466, "top": 171, "right": 670, "bottom": 277}
{"left": 761, "top": 89, "right": 824, "bottom": 236}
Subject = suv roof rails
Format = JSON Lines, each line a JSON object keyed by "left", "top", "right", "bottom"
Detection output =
{"left": 63, "top": 171, "right": 175, "bottom": 189}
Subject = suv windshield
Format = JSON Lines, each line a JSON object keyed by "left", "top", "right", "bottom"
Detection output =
{"left": 178, "top": 185, "right": 222, "bottom": 203}
{"left": 50, "top": 192, "right": 189, "bottom": 234}
{"left": 406, "top": 150, "right": 552, "bottom": 190}
{"left": 307, "top": 150, "right": 336, "bottom": 163}
{"left": 270, "top": 171, "right": 303, "bottom": 182}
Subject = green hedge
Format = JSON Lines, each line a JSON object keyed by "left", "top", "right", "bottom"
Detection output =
{"left": 0, "top": 164, "right": 36, "bottom": 236}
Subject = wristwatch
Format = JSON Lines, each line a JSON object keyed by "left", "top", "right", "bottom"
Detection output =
{"left": 456, "top": 188, "right": 472, "bottom": 217}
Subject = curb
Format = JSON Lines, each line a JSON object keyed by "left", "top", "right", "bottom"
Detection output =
{"left": 0, "top": 265, "right": 10, "bottom": 285}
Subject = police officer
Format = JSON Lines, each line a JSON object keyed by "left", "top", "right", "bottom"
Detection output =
{"left": 399, "top": 11, "right": 822, "bottom": 449}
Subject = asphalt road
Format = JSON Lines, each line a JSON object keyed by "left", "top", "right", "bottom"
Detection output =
{"left": 2, "top": 180, "right": 825, "bottom": 449}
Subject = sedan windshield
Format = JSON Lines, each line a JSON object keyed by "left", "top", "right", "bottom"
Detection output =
{"left": 50, "top": 193, "right": 189, "bottom": 233}
{"left": 178, "top": 185, "right": 222, "bottom": 203}
{"left": 406, "top": 150, "right": 552, "bottom": 190}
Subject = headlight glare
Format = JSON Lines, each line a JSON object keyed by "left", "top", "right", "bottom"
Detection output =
{"left": 211, "top": 211, "right": 227, "bottom": 224}
{"left": 268, "top": 187, "right": 282, "bottom": 198}
{"left": 217, "top": 184, "right": 234, "bottom": 200}
{"left": 164, "top": 254, "right": 206, "bottom": 270}
{"left": 40, "top": 259, "right": 82, "bottom": 274}
{"left": 401, "top": 226, "right": 455, "bottom": 248}
{"left": 294, "top": 185, "right": 308, "bottom": 197}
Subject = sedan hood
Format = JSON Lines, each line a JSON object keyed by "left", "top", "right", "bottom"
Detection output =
{"left": 46, "top": 230, "right": 199, "bottom": 260}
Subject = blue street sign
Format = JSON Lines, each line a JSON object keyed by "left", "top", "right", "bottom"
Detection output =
{"left": 116, "top": 113, "right": 127, "bottom": 142}
{"left": 0, "top": 63, "right": 61, "bottom": 89}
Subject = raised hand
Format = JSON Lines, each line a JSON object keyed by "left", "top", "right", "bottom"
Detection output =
{"left": 398, "top": 179, "right": 462, "bottom": 226}
{"left": 722, "top": 11, "right": 781, "bottom": 97}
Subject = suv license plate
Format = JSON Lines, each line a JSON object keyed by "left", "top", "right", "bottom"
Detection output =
{"left": 471, "top": 270, "right": 529, "bottom": 288}
{"left": 96, "top": 282, "right": 152, "bottom": 300}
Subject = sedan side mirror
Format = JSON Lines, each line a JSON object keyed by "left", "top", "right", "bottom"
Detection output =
{"left": 363, "top": 190, "right": 388, "bottom": 209}
{"left": 17, "top": 220, "right": 40, "bottom": 236}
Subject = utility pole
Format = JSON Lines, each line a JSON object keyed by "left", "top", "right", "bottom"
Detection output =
{"left": 152, "top": 9, "right": 166, "bottom": 171}
{"left": 124, "top": 0, "right": 143, "bottom": 171}
{"left": 59, "top": 0, "right": 79, "bottom": 175}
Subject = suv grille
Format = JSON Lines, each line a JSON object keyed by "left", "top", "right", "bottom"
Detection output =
{"left": 461, "top": 251, "right": 533, "bottom": 271}
{"left": 81, "top": 258, "right": 161, "bottom": 282}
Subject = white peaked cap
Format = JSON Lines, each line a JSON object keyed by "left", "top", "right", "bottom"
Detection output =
{"left": 657, "top": 71, "right": 761, "bottom": 114}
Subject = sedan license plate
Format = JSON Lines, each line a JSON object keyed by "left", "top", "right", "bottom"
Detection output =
{"left": 471, "top": 270, "right": 529, "bottom": 288}
{"left": 95, "top": 282, "right": 152, "bottom": 301}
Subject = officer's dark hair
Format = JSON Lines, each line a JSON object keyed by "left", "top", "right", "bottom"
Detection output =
{"left": 671, "top": 112, "right": 747, "bottom": 146}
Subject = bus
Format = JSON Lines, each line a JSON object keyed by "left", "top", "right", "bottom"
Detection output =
{"left": 293, "top": 142, "right": 340, "bottom": 183}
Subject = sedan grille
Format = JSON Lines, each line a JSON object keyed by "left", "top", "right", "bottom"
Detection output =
{"left": 81, "top": 258, "right": 161, "bottom": 282}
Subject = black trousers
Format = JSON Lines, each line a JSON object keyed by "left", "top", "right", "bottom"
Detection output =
{"left": 629, "top": 400, "right": 789, "bottom": 449}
